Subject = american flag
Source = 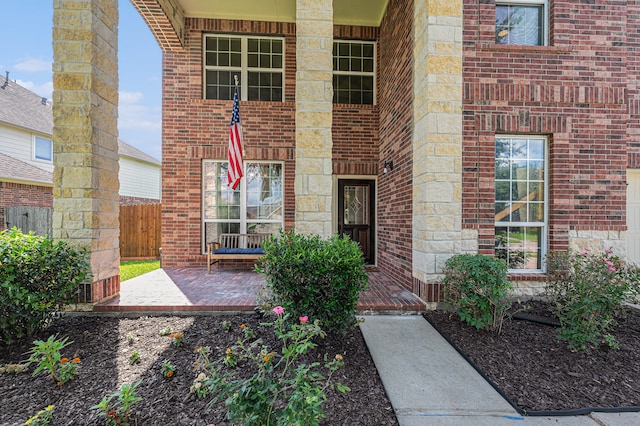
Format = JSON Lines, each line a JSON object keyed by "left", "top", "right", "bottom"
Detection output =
{"left": 227, "top": 85, "right": 244, "bottom": 189}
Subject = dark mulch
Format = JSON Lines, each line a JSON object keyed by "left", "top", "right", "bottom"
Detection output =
{"left": 0, "top": 314, "right": 398, "bottom": 426}
{"left": 424, "top": 300, "right": 640, "bottom": 414}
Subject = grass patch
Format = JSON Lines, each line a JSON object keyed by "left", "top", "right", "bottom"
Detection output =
{"left": 120, "top": 260, "right": 160, "bottom": 282}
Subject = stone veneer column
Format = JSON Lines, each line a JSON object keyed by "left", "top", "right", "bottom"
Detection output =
{"left": 52, "top": 0, "right": 120, "bottom": 303}
{"left": 294, "top": 0, "right": 333, "bottom": 237}
{"left": 412, "top": 0, "right": 467, "bottom": 287}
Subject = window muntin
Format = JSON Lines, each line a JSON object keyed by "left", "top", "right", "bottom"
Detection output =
{"left": 203, "top": 161, "right": 283, "bottom": 252}
{"left": 496, "top": 1, "right": 547, "bottom": 46}
{"left": 204, "top": 35, "right": 284, "bottom": 102}
{"left": 333, "top": 40, "right": 375, "bottom": 105}
{"left": 495, "top": 136, "right": 547, "bottom": 272}
{"left": 34, "top": 136, "right": 52, "bottom": 162}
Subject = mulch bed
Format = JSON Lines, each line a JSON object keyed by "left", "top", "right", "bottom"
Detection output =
{"left": 0, "top": 314, "right": 398, "bottom": 426}
{"left": 424, "top": 300, "right": 640, "bottom": 414}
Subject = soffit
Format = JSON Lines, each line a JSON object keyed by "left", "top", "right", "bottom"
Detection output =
{"left": 178, "top": 0, "right": 389, "bottom": 26}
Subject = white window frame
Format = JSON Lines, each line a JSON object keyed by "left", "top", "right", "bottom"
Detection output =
{"left": 33, "top": 136, "right": 52, "bottom": 163}
{"left": 203, "top": 34, "right": 285, "bottom": 102}
{"left": 494, "top": 135, "right": 548, "bottom": 273}
{"left": 202, "top": 160, "right": 284, "bottom": 254}
{"left": 333, "top": 39, "right": 377, "bottom": 105}
{"left": 496, "top": 0, "right": 549, "bottom": 46}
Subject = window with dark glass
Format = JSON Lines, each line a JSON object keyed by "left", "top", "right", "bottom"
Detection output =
{"left": 204, "top": 35, "right": 283, "bottom": 101}
{"left": 333, "top": 40, "right": 375, "bottom": 105}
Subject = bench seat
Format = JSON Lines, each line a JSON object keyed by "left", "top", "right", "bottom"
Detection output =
{"left": 207, "top": 233, "right": 270, "bottom": 273}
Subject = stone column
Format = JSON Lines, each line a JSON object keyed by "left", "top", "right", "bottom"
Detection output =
{"left": 412, "top": 0, "right": 468, "bottom": 288}
{"left": 52, "top": 0, "right": 120, "bottom": 303}
{"left": 294, "top": 0, "right": 333, "bottom": 237}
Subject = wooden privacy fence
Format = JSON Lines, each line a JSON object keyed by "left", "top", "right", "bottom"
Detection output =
{"left": 4, "top": 206, "right": 53, "bottom": 237}
{"left": 119, "top": 204, "right": 161, "bottom": 259}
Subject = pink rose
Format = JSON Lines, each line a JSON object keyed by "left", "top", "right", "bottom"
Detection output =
{"left": 271, "top": 306, "right": 285, "bottom": 315}
{"left": 299, "top": 316, "right": 308, "bottom": 323}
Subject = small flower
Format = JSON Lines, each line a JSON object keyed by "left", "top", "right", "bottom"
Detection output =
{"left": 271, "top": 306, "right": 285, "bottom": 315}
{"left": 60, "top": 358, "right": 69, "bottom": 364}
{"left": 198, "top": 372, "right": 207, "bottom": 380}
{"left": 240, "top": 324, "right": 246, "bottom": 329}
{"left": 166, "top": 371, "right": 174, "bottom": 378}
{"left": 335, "top": 354, "right": 343, "bottom": 361}
{"left": 605, "top": 260, "right": 613, "bottom": 266}
{"left": 72, "top": 357, "right": 81, "bottom": 363}
{"left": 605, "top": 249, "right": 612, "bottom": 254}
{"left": 609, "top": 267, "right": 616, "bottom": 272}
{"left": 299, "top": 316, "right": 309, "bottom": 323}
{"left": 169, "top": 333, "right": 175, "bottom": 338}
{"left": 580, "top": 252, "right": 587, "bottom": 257}
{"left": 226, "top": 348, "right": 232, "bottom": 354}
{"left": 585, "top": 247, "right": 591, "bottom": 251}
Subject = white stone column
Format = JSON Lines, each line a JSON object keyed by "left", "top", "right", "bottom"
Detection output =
{"left": 412, "top": 0, "right": 467, "bottom": 284}
{"left": 294, "top": 0, "right": 333, "bottom": 237}
{"left": 52, "top": 0, "right": 120, "bottom": 303}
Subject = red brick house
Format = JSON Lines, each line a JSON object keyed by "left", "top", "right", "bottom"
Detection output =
{"left": 128, "top": 0, "right": 640, "bottom": 302}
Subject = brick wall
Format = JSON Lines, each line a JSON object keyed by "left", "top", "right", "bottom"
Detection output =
{"left": 0, "top": 182, "right": 53, "bottom": 230}
{"left": 462, "top": 0, "right": 631, "bottom": 258}
{"left": 377, "top": 0, "right": 414, "bottom": 290}
{"left": 161, "top": 18, "right": 381, "bottom": 267}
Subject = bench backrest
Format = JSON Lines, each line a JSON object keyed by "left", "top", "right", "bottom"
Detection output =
{"left": 219, "top": 233, "right": 270, "bottom": 249}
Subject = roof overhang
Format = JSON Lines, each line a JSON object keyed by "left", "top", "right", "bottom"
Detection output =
{"left": 131, "top": 0, "right": 388, "bottom": 50}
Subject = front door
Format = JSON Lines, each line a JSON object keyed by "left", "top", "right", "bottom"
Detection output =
{"left": 338, "top": 179, "right": 375, "bottom": 264}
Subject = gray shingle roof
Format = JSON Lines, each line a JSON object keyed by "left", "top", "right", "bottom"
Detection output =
{"left": 0, "top": 75, "right": 52, "bottom": 135}
{"left": 0, "top": 152, "right": 52, "bottom": 185}
{"left": 0, "top": 75, "right": 161, "bottom": 166}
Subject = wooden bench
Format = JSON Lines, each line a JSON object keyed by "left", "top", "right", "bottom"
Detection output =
{"left": 207, "top": 233, "right": 270, "bottom": 273}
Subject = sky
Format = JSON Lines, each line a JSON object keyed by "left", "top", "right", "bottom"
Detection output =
{"left": 0, "top": 1, "right": 163, "bottom": 161}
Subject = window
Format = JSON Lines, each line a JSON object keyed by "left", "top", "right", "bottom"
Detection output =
{"left": 203, "top": 161, "right": 283, "bottom": 252}
{"left": 333, "top": 40, "right": 375, "bottom": 105}
{"left": 204, "top": 35, "right": 284, "bottom": 101}
{"left": 34, "top": 136, "right": 52, "bottom": 162}
{"left": 495, "top": 136, "right": 547, "bottom": 272}
{"left": 496, "top": 1, "right": 547, "bottom": 46}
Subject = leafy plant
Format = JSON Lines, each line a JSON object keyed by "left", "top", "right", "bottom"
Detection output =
{"left": 24, "top": 405, "right": 54, "bottom": 426}
{"left": 168, "top": 332, "right": 183, "bottom": 347}
{"left": 0, "top": 228, "right": 90, "bottom": 346}
{"left": 92, "top": 381, "right": 142, "bottom": 426}
{"left": 161, "top": 359, "right": 175, "bottom": 378}
{"left": 442, "top": 254, "right": 512, "bottom": 333}
{"left": 257, "top": 229, "right": 368, "bottom": 332}
{"left": 27, "top": 335, "right": 80, "bottom": 385}
{"left": 546, "top": 248, "right": 640, "bottom": 352}
{"left": 194, "top": 307, "right": 349, "bottom": 426}
{"left": 129, "top": 350, "right": 140, "bottom": 365}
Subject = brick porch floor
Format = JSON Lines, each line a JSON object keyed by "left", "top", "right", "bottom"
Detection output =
{"left": 94, "top": 268, "right": 426, "bottom": 313}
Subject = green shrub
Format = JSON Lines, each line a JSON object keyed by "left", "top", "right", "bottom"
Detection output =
{"left": 442, "top": 254, "right": 512, "bottom": 333}
{"left": 0, "top": 228, "right": 90, "bottom": 346}
{"left": 257, "top": 230, "right": 368, "bottom": 333}
{"left": 546, "top": 248, "right": 640, "bottom": 352}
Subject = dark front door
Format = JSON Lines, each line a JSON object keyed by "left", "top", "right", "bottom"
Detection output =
{"left": 338, "top": 179, "right": 375, "bottom": 264}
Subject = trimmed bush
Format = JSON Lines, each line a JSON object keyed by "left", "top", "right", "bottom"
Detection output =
{"left": 546, "top": 248, "right": 640, "bottom": 352}
{"left": 442, "top": 254, "right": 512, "bottom": 333}
{"left": 0, "top": 228, "right": 90, "bottom": 346}
{"left": 257, "top": 230, "right": 368, "bottom": 333}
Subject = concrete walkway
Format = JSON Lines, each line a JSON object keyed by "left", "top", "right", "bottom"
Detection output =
{"left": 359, "top": 315, "right": 639, "bottom": 426}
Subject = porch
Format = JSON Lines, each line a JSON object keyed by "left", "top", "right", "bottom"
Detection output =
{"left": 94, "top": 268, "right": 426, "bottom": 314}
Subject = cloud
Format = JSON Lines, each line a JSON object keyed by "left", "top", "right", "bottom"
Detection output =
{"left": 120, "top": 91, "right": 144, "bottom": 104}
{"left": 16, "top": 79, "right": 53, "bottom": 99}
{"left": 14, "top": 58, "right": 51, "bottom": 73}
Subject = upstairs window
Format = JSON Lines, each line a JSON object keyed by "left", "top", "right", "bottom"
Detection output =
{"left": 34, "top": 136, "right": 52, "bottom": 162}
{"left": 496, "top": 1, "right": 547, "bottom": 46}
{"left": 204, "top": 35, "right": 284, "bottom": 102}
{"left": 333, "top": 40, "right": 375, "bottom": 105}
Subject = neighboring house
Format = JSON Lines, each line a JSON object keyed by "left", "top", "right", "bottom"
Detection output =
{"left": 123, "top": 0, "right": 640, "bottom": 301}
{"left": 0, "top": 74, "right": 162, "bottom": 230}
